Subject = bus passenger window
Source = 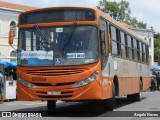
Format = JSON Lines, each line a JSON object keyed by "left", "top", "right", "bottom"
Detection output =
{"left": 120, "top": 31, "right": 126, "bottom": 58}
{"left": 139, "top": 42, "right": 143, "bottom": 62}
{"left": 143, "top": 44, "right": 146, "bottom": 63}
{"left": 110, "top": 26, "right": 118, "bottom": 55}
{"left": 127, "top": 35, "right": 132, "bottom": 60}
{"left": 125, "top": 34, "right": 128, "bottom": 58}
{"left": 146, "top": 45, "right": 149, "bottom": 63}
{"left": 137, "top": 41, "right": 140, "bottom": 61}
{"left": 131, "top": 38, "right": 134, "bottom": 60}
{"left": 141, "top": 43, "right": 145, "bottom": 62}
{"left": 133, "top": 39, "right": 138, "bottom": 61}
{"left": 100, "top": 31, "right": 106, "bottom": 55}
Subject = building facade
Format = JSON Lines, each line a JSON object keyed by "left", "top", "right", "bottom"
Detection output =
{"left": 0, "top": 1, "right": 36, "bottom": 62}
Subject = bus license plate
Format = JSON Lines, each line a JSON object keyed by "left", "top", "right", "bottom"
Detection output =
{"left": 47, "top": 91, "right": 61, "bottom": 95}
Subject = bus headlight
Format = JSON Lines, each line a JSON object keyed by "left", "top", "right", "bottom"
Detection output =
{"left": 18, "top": 77, "right": 35, "bottom": 88}
{"left": 72, "top": 71, "right": 99, "bottom": 88}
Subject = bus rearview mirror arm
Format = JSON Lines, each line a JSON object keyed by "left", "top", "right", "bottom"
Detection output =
{"left": 8, "top": 28, "right": 17, "bottom": 50}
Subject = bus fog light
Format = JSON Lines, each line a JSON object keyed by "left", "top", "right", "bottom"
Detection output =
{"left": 72, "top": 71, "right": 99, "bottom": 88}
{"left": 18, "top": 77, "right": 35, "bottom": 88}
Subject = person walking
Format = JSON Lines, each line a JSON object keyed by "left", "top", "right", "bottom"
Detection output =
{"left": 156, "top": 72, "right": 160, "bottom": 91}
{"left": 0, "top": 71, "right": 4, "bottom": 103}
{"left": 150, "top": 71, "right": 156, "bottom": 91}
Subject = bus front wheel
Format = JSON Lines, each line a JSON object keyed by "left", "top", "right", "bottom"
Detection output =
{"left": 47, "top": 100, "right": 56, "bottom": 110}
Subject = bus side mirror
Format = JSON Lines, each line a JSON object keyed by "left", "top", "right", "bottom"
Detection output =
{"left": 9, "top": 28, "right": 14, "bottom": 45}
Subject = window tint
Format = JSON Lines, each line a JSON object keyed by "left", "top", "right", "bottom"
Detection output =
{"left": 20, "top": 9, "right": 96, "bottom": 24}
{"left": 127, "top": 35, "right": 132, "bottom": 59}
{"left": 120, "top": 31, "right": 126, "bottom": 58}
{"left": 146, "top": 45, "right": 149, "bottom": 63}
{"left": 111, "top": 26, "right": 118, "bottom": 55}
{"left": 143, "top": 44, "right": 146, "bottom": 63}
{"left": 133, "top": 39, "right": 137, "bottom": 60}
{"left": 109, "top": 24, "right": 149, "bottom": 64}
{"left": 137, "top": 40, "right": 140, "bottom": 61}
{"left": 139, "top": 42, "right": 142, "bottom": 62}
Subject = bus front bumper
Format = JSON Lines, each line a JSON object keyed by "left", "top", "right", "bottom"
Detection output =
{"left": 17, "top": 80, "right": 102, "bottom": 101}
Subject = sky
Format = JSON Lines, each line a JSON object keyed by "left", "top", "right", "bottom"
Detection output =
{"left": 0, "top": 0, "right": 160, "bottom": 33}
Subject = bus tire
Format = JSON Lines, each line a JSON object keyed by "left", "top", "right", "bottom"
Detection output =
{"left": 102, "top": 82, "right": 115, "bottom": 111}
{"left": 47, "top": 100, "right": 56, "bottom": 110}
{"left": 127, "top": 94, "right": 134, "bottom": 101}
{"left": 127, "top": 80, "right": 143, "bottom": 101}
{"left": 134, "top": 80, "right": 143, "bottom": 101}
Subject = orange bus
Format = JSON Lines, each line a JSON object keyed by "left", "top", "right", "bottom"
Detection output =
{"left": 9, "top": 6, "right": 150, "bottom": 110}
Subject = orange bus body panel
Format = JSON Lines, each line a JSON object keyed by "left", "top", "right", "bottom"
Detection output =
{"left": 17, "top": 61, "right": 112, "bottom": 101}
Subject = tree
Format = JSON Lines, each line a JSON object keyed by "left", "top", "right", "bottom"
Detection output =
{"left": 97, "top": 0, "right": 147, "bottom": 29}
{"left": 154, "top": 33, "right": 160, "bottom": 62}
{"left": 117, "top": 0, "right": 131, "bottom": 22}
{"left": 97, "top": 0, "right": 130, "bottom": 22}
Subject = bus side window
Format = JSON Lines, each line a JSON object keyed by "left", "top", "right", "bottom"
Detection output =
{"left": 139, "top": 42, "right": 142, "bottom": 62}
{"left": 99, "top": 18, "right": 108, "bottom": 69}
{"left": 120, "top": 31, "right": 126, "bottom": 58}
{"left": 124, "top": 33, "right": 128, "bottom": 58}
{"left": 133, "top": 39, "right": 138, "bottom": 61}
{"left": 143, "top": 44, "right": 146, "bottom": 63}
{"left": 137, "top": 40, "right": 140, "bottom": 61}
{"left": 127, "top": 35, "right": 132, "bottom": 60}
{"left": 99, "top": 19, "right": 108, "bottom": 55}
{"left": 110, "top": 25, "right": 118, "bottom": 55}
{"left": 141, "top": 43, "right": 145, "bottom": 62}
{"left": 100, "top": 31, "right": 106, "bottom": 55}
{"left": 131, "top": 37, "right": 134, "bottom": 60}
{"left": 146, "top": 45, "right": 149, "bottom": 63}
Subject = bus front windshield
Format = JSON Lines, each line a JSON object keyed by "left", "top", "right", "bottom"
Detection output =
{"left": 18, "top": 25, "right": 99, "bottom": 66}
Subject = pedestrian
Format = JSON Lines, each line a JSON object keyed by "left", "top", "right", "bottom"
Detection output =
{"left": 0, "top": 71, "right": 4, "bottom": 103}
{"left": 150, "top": 71, "right": 156, "bottom": 91}
{"left": 156, "top": 72, "right": 160, "bottom": 91}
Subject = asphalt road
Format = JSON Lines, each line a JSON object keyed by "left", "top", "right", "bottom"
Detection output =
{"left": 0, "top": 91, "right": 160, "bottom": 120}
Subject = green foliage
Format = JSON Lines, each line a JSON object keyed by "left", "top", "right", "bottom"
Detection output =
{"left": 154, "top": 33, "right": 160, "bottom": 61}
{"left": 97, "top": 0, "right": 147, "bottom": 29}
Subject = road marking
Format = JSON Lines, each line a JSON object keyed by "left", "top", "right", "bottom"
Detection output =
{"left": 2, "top": 100, "right": 62, "bottom": 106}
{"left": 3, "top": 101, "right": 47, "bottom": 106}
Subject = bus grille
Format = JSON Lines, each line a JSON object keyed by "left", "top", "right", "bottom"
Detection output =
{"left": 27, "top": 69, "right": 84, "bottom": 76}
{"left": 33, "top": 82, "right": 75, "bottom": 87}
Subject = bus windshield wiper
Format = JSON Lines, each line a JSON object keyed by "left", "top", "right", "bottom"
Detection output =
{"left": 63, "top": 23, "right": 77, "bottom": 51}
{"left": 34, "top": 25, "right": 50, "bottom": 50}
{"left": 34, "top": 25, "right": 49, "bottom": 45}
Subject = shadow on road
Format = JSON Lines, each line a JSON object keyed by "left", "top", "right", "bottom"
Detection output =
{"left": 11, "top": 96, "right": 147, "bottom": 117}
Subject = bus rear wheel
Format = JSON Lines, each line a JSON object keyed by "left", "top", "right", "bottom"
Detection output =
{"left": 127, "top": 80, "right": 143, "bottom": 101}
{"left": 102, "top": 83, "right": 115, "bottom": 111}
{"left": 47, "top": 100, "right": 56, "bottom": 110}
{"left": 134, "top": 80, "right": 143, "bottom": 101}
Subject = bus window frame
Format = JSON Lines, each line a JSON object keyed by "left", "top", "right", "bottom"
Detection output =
{"left": 110, "top": 25, "right": 121, "bottom": 56}
{"left": 99, "top": 17, "right": 109, "bottom": 69}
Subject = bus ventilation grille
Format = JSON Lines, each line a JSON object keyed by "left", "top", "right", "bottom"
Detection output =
{"left": 27, "top": 69, "right": 84, "bottom": 76}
